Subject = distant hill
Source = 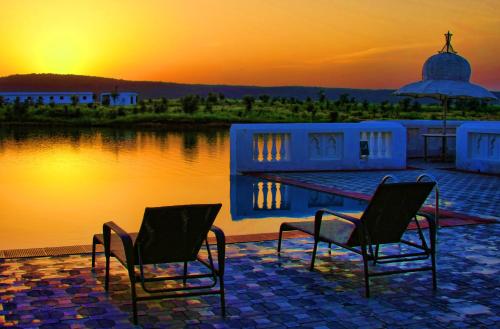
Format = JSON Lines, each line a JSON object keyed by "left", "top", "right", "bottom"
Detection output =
{"left": 0, "top": 73, "right": 498, "bottom": 104}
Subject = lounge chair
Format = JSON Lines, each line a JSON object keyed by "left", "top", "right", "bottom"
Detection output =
{"left": 278, "top": 181, "right": 437, "bottom": 297}
{"left": 91, "top": 203, "right": 225, "bottom": 324}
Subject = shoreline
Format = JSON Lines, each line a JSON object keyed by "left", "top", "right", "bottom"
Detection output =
{"left": 0, "top": 120, "right": 234, "bottom": 129}
{"left": 0, "top": 231, "right": 308, "bottom": 259}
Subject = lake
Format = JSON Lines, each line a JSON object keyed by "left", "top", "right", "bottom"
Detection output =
{"left": 0, "top": 126, "right": 366, "bottom": 249}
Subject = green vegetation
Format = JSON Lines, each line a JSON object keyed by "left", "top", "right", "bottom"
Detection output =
{"left": 0, "top": 93, "right": 498, "bottom": 127}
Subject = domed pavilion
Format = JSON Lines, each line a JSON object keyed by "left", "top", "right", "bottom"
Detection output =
{"left": 396, "top": 31, "right": 496, "bottom": 100}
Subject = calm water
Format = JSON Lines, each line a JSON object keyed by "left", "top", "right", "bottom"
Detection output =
{"left": 0, "top": 126, "right": 366, "bottom": 249}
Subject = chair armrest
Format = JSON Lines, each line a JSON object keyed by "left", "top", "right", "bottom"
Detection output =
{"left": 416, "top": 211, "right": 434, "bottom": 220}
{"left": 103, "top": 221, "right": 135, "bottom": 271}
{"left": 315, "top": 209, "right": 360, "bottom": 225}
{"left": 416, "top": 212, "right": 437, "bottom": 248}
{"left": 416, "top": 212, "right": 436, "bottom": 230}
{"left": 210, "top": 225, "right": 226, "bottom": 276}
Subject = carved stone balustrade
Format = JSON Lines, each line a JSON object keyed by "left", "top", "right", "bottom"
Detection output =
{"left": 457, "top": 122, "right": 500, "bottom": 174}
{"left": 230, "top": 122, "right": 406, "bottom": 174}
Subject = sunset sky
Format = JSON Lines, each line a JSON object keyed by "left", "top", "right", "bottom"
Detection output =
{"left": 0, "top": 0, "right": 498, "bottom": 89}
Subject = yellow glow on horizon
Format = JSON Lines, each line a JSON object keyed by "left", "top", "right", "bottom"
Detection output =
{"left": 31, "top": 32, "right": 89, "bottom": 74}
{"left": 0, "top": 0, "right": 498, "bottom": 89}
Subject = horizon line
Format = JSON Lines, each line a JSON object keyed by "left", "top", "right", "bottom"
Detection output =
{"left": 1, "top": 73, "right": 499, "bottom": 93}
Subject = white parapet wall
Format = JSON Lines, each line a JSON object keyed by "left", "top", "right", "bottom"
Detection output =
{"left": 456, "top": 122, "right": 500, "bottom": 174}
{"left": 230, "top": 122, "right": 406, "bottom": 174}
{"left": 376, "top": 120, "right": 473, "bottom": 158}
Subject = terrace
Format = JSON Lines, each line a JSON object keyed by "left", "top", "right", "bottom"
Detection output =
{"left": 1, "top": 121, "right": 499, "bottom": 328}
{"left": 1, "top": 223, "right": 498, "bottom": 328}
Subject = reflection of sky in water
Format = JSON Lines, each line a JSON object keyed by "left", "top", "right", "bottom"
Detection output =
{"left": 0, "top": 126, "right": 364, "bottom": 250}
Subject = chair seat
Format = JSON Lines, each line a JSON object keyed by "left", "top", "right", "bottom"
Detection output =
{"left": 94, "top": 232, "right": 138, "bottom": 265}
{"left": 284, "top": 218, "right": 357, "bottom": 245}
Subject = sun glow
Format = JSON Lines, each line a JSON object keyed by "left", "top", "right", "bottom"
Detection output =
{"left": 0, "top": 0, "right": 498, "bottom": 88}
{"left": 14, "top": 148, "right": 103, "bottom": 192}
{"left": 31, "top": 31, "right": 91, "bottom": 74}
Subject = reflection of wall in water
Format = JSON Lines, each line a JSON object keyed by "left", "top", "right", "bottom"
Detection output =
{"left": 252, "top": 181, "right": 290, "bottom": 210}
{"left": 230, "top": 175, "right": 366, "bottom": 220}
{"left": 308, "top": 190, "right": 344, "bottom": 207}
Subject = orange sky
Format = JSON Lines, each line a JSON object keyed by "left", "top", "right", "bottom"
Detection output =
{"left": 0, "top": 0, "right": 498, "bottom": 89}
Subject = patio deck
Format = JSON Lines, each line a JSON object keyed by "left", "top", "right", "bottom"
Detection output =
{"left": 1, "top": 224, "right": 499, "bottom": 328}
{"left": 257, "top": 165, "right": 499, "bottom": 221}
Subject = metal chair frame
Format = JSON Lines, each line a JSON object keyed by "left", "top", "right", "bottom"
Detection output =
{"left": 278, "top": 179, "right": 437, "bottom": 297}
{"left": 91, "top": 206, "right": 226, "bottom": 325}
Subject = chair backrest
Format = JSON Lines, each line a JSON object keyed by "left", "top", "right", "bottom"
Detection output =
{"left": 134, "top": 203, "right": 222, "bottom": 264}
{"left": 359, "top": 182, "right": 435, "bottom": 244}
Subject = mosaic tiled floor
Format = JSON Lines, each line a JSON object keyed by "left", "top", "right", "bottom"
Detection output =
{"left": 1, "top": 224, "right": 499, "bottom": 328}
{"left": 263, "top": 168, "right": 500, "bottom": 221}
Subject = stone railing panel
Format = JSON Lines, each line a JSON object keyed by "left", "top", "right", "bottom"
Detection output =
{"left": 368, "top": 120, "right": 472, "bottom": 158}
{"left": 308, "top": 133, "right": 343, "bottom": 160}
{"left": 253, "top": 133, "right": 291, "bottom": 162}
{"left": 457, "top": 122, "right": 500, "bottom": 174}
{"left": 230, "top": 122, "right": 406, "bottom": 174}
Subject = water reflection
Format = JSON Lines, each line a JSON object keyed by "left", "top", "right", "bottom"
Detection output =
{"left": 101, "top": 129, "right": 139, "bottom": 155}
{"left": 182, "top": 132, "right": 199, "bottom": 162}
{"left": 230, "top": 175, "right": 366, "bottom": 220}
{"left": 0, "top": 126, "right": 232, "bottom": 249}
{"left": 0, "top": 126, "right": 364, "bottom": 250}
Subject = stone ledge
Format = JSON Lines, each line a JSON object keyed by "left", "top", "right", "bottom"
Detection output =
{"left": 0, "top": 231, "right": 308, "bottom": 259}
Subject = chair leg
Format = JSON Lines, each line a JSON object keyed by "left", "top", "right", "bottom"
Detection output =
{"left": 431, "top": 251, "right": 437, "bottom": 290}
{"left": 104, "top": 253, "right": 110, "bottom": 291}
{"left": 91, "top": 236, "right": 97, "bottom": 270}
{"left": 277, "top": 225, "right": 284, "bottom": 253}
{"left": 220, "top": 276, "right": 226, "bottom": 317}
{"left": 430, "top": 220, "right": 437, "bottom": 291}
{"left": 183, "top": 261, "right": 188, "bottom": 286}
{"left": 361, "top": 245, "right": 370, "bottom": 297}
{"left": 130, "top": 276, "right": 138, "bottom": 325}
{"left": 310, "top": 241, "right": 319, "bottom": 271}
{"left": 373, "top": 244, "right": 380, "bottom": 266}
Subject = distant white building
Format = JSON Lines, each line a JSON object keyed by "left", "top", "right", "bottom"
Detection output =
{"left": 100, "top": 92, "right": 138, "bottom": 106}
{"left": 0, "top": 92, "right": 94, "bottom": 105}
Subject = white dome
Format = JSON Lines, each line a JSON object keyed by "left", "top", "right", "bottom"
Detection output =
{"left": 422, "top": 52, "right": 471, "bottom": 81}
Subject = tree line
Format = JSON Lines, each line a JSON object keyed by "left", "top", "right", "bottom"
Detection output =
{"left": 0, "top": 90, "right": 497, "bottom": 123}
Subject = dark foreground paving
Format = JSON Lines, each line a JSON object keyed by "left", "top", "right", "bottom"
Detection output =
{"left": 1, "top": 224, "right": 499, "bottom": 328}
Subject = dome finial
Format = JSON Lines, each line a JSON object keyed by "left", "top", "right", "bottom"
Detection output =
{"left": 439, "top": 31, "right": 457, "bottom": 54}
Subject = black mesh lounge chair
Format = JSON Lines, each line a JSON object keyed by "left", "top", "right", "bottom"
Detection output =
{"left": 278, "top": 182, "right": 437, "bottom": 297}
{"left": 91, "top": 204, "right": 225, "bottom": 324}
